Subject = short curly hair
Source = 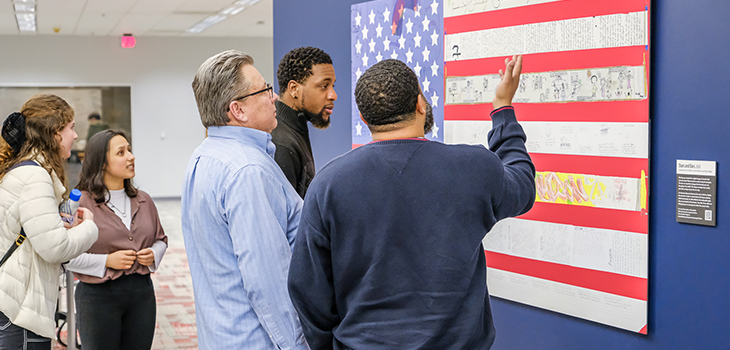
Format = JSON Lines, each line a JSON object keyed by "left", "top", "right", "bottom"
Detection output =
{"left": 277, "top": 47, "right": 333, "bottom": 94}
{"left": 355, "top": 59, "right": 419, "bottom": 127}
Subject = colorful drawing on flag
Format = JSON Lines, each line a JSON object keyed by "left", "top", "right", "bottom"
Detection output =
{"left": 351, "top": 0, "right": 444, "bottom": 148}
{"left": 444, "top": 0, "right": 651, "bottom": 334}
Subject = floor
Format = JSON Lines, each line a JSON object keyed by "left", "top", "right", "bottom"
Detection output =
{"left": 149, "top": 198, "right": 198, "bottom": 349}
{"left": 54, "top": 198, "right": 198, "bottom": 349}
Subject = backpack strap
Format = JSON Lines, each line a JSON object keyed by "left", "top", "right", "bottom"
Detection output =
{"left": 10, "top": 160, "right": 38, "bottom": 170}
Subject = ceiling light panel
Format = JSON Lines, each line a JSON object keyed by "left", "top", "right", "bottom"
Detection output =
{"left": 219, "top": 5, "right": 244, "bottom": 16}
{"left": 13, "top": 3, "right": 34, "bottom": 12}
{"left": 12, "top": 0, "right": 36, "bottom": 32}
{"left": 184, "top": 0, "right": 264, "bottom": 34}
{"left": 15, "top": 13, "right": 36, "bottom": 31}
{"left": 198, "top": 0, "right": 270, "bottom": 37}
{"left": 185, "top": 14, "right": 225, "bottom": 33}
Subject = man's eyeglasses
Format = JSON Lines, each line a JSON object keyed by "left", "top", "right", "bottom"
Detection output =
{"left": 228, "top": 83, "right": 273, "bottom": 111}
{"left": 233, "top": 83, "right": 273, "bottom": 102}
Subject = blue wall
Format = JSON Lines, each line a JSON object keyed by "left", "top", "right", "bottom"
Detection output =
{"left": 274, "top": 1, "right": 730, "bottom": 348}
{"left": 273, "top": 0, "right": 354, "bottom": 170}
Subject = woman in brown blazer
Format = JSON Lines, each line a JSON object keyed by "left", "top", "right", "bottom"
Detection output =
{"left": 65, "top": 130, "right": 167, "bottom": 350}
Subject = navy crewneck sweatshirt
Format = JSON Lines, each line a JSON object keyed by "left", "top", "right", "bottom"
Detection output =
{"left": 289, "top": 107, "right": 536, "bottom": 350}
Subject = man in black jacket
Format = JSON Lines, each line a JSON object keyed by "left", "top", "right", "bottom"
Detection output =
{"left": 273, "top": 47, "right": 337, "bottom": 198}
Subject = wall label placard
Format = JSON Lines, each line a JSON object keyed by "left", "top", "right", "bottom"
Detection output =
{"left": 676, "top": 160, "right": 717, "bottom": 226}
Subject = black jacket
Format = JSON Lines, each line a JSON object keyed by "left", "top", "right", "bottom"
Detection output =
{"left": 271, "top": 100, "right": 315, "bottom": 198}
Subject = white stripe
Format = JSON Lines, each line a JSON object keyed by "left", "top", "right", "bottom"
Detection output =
{"left": 445, "top": 121, "right": 649, "bottom": 159}
{"left": 487, "top": 268, "right": 647, "bottom": 332}
{"left": 445, "top": 66, "right": 647, "bottom": 105}
{"left": 485, "top": 218, "right": 648, "bottom": 278}
{"left": 445, "top": 0, "right": 564, "bottom": 18}
{"left": 444, "top": 120, "right": 493, "bottom": 146}
{"left": 445, "top": 11, "right": 648, "bottom": 61}
{"left": 523, "top": 121, "right": 649, "bottom": 158}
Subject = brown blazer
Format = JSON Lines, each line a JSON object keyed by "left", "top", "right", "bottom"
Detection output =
{"left": 73, "top": 189, "right": 167, "bottom": 284}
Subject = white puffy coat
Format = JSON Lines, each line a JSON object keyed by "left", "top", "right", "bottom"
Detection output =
{"left": 0, "top": 161, "right": 98, "bottom": 338}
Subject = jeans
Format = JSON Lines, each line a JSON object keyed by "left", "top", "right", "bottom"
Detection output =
{"left": 75, "top": 273, "right": 156, "bottom": 350}
{"left": 0, "top": 311, "right": 51, "bottom": 350}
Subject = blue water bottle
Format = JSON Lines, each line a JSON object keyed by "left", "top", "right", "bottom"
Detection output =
{"left": 60, "top": 189, "right": 82, "bottom": 225}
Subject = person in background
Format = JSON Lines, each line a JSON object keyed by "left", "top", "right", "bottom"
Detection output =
{"left": 273, "top": 46, "right": 337, "bottom": 198}
{"left": 0, "top": 94, "right": 98, "bottom": 350}
{"left": 63, "top": 129, "right": 167, "bottom": 350}
{"left": 86, "top": 112, "right": 108, "bottom": 142}
{"left": 288, "top": 56, "right": 535, "bottom": 349}
{"left": 182, "top": 50, "right": 308, "bottom": 349}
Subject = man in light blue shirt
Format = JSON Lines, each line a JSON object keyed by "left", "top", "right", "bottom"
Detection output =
{"left": 182, "top": 50, "right": 308, "bottom": 350}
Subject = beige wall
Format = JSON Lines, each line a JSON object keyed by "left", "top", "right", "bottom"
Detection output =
{"left": 0, "top": 86, "right": 107, "bottom": 151}
{"left": 0, "top": 35, "right": 273, "bottom": 197}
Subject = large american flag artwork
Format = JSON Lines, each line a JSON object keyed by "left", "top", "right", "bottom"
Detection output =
{"left": 443, "top": 0, "right": 651, "bottom": 333}
{"left": 351, "top": 0, "right": 444, "bottom": 147}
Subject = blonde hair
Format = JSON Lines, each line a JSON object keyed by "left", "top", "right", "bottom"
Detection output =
{"left": 0, "top": 94, "right": 75, "bottom": 194}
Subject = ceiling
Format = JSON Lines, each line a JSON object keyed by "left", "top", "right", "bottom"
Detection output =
{"left": 0, "top": 0, "right": 273, "bottom": 37}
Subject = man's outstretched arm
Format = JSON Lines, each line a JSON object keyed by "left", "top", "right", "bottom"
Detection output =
{"left": 489, "top": 55, "right": 537, "bottom": 218}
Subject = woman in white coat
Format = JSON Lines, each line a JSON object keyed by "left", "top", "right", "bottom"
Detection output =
{"left": 0, "top": 94, "right": 98, "bottom": 349}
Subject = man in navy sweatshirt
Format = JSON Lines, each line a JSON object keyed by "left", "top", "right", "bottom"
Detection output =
{"left": 288, "top": 56, "right": 535, "bottom": 349}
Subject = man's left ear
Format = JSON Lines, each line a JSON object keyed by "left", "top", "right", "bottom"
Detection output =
{"left": 228, "top": 100, "right": 248, "bottom": 125}
{"left": 287, "top": 80, "right": 300, "bottom": 99}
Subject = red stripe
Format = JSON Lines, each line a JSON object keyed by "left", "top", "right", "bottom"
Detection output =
{"left": 352, "top": 144, "right": 364, "bottom": 149}
{"left": 445, "top": 100, "right": 649, "bottom": 122}
{"left": 444, "top": 104, "right": 494, "bottom": 120}
{"left": 518, "top": 202, "right": 648, "bottom": 234}
{"left": 445, "top": 0, "right": 648, "bottom": 34}
{"left": 531, "top": 154, "right": 648, "bottom": 178}
{"left": 445, "top": 47, "right": 648, "bottom": 76}
{"left": 486, "top": 251, "right": 647, "bottom": 301}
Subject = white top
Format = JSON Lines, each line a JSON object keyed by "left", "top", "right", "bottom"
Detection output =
{"left": 107, "top": 189, "right": 132, "bottom": 230}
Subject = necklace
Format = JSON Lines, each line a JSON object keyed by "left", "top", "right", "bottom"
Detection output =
{"left": 107, "top": 195, "right": 128, "bottom": 218}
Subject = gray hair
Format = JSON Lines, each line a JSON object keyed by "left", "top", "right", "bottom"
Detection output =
{"left": 192, "top": 50, "right": 254, "bottom": 127}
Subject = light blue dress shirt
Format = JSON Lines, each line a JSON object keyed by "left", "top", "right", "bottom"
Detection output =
{"left": 181, "top": 126, "right": 307, "bottom": 350}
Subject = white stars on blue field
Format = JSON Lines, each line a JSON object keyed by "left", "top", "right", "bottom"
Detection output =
{"left": 351, "top": 0, "right": 444, "bottom": 144}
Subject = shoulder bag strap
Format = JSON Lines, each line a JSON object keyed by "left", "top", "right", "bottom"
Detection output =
{"left": 0, "top": 160, "right": 40, "bottom": 268}
{"left": 0, "top": 229, "right": 26, "bottom": 268}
